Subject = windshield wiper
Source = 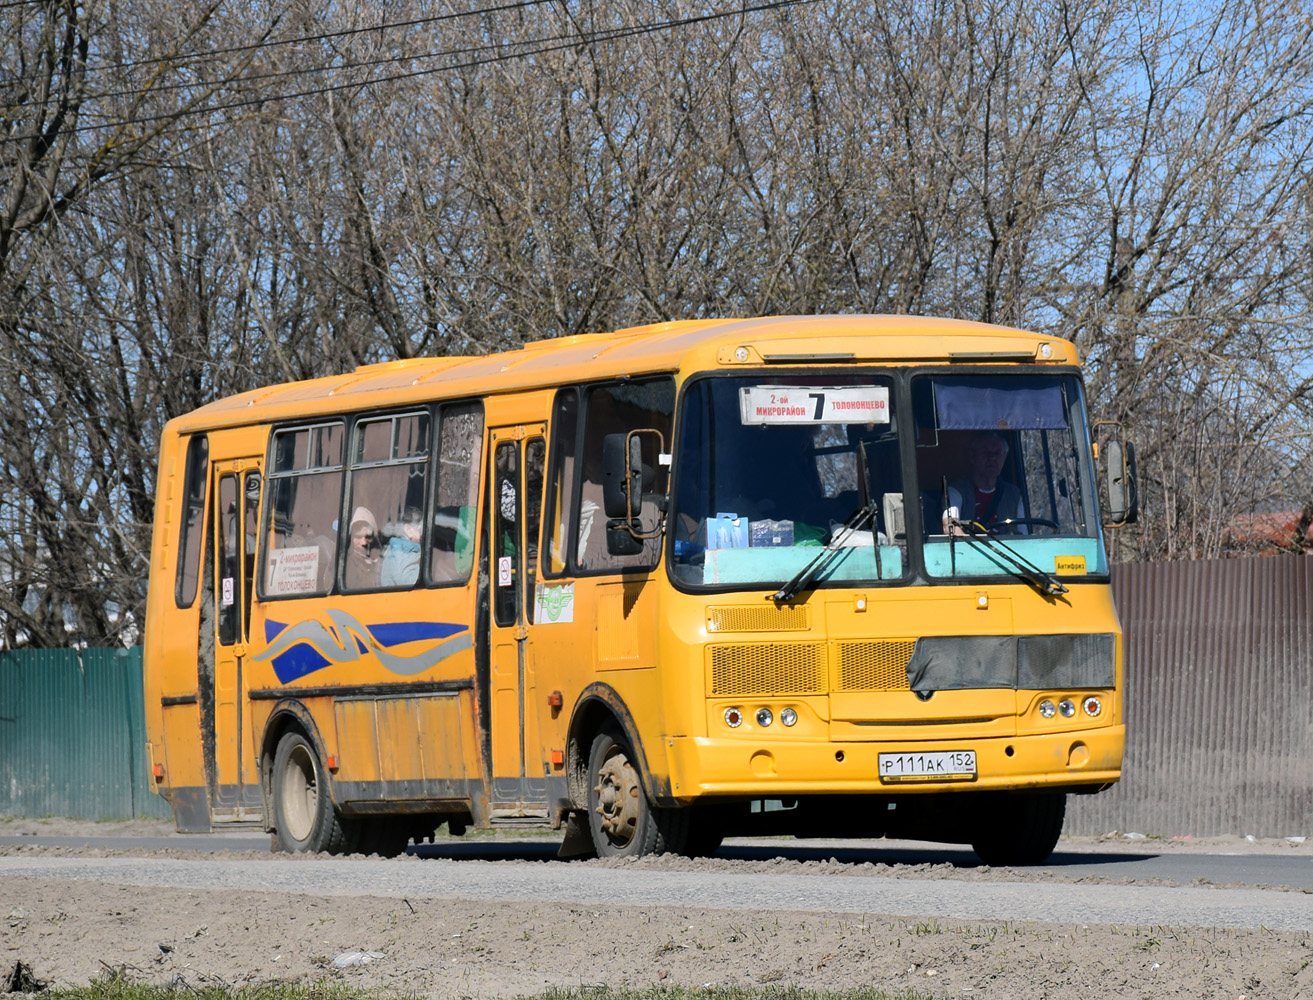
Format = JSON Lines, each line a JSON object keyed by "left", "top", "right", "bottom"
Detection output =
{"left": 772, "top": 502, "right": 878, "bottom": 603}
{"left": 945, "top": 512, "right": 1068, "bottom": 597}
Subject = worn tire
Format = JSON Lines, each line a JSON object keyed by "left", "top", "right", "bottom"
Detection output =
{"left": 586, "top": 724, "right": 688, "bottom": 857}
{"left": 271, "top": 731, "right": 357, "bottom": 854}
{"left": 970, "top": 792, "right": 1066, "bottom": 866}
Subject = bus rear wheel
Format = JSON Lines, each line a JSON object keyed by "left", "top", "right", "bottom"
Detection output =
{"left": 271, "top": 731, "right": 357, "bottom": 854}
{"left": 586, "top": 725, "right": 688, "bottom": 857}
{"left": 970, "top": 791, "right": 1066, "bottom": 866}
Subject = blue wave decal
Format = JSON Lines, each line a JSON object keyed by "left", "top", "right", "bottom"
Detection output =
{"left": 254, "top": 610, "right": 471, "bottom": 684}
{"left": 369, "top": 621, "right": 468, "bottom": 647}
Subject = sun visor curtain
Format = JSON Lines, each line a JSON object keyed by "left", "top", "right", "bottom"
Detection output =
{"left": 934, "top": 383, "right": 1067, "bottom": 430}
{"left": 906, "top": 633, "right": 1115, "bottom": 692}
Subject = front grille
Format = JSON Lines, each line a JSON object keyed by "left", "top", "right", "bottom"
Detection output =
{"left": 709, "top": 642, "right": 827, "bottom": 696}
{"left": 706, "top": 605, "right": 809, "bottom": 633}
{"left": 835, "top": 640, "right": 915, "bottom": 692}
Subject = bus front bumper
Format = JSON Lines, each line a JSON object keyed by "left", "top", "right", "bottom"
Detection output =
{"left": 663, "top": 725, "right": 1124, "bottom": 801}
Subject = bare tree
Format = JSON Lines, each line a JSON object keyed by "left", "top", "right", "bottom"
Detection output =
{"left": 5, "top": 0, "right": 1313, "bottom": 646}
{"left": 0, "top": 0, "right": 276, "bottom": 645}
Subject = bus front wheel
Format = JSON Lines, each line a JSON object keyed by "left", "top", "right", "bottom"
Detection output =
{"left": 970, "top": 792, "right": 1066, "bottom": 866}
{"left": 586, "top": 725, "right": 687, "bottom": 857}
{"left": 271, "top": 731, "right": 356, "bottom": 854}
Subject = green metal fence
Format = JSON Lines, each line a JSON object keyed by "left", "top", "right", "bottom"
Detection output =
{"left": 6, "top": 556, "right": 1313, "bottom": 836}
{"left": 0, "top": 646, "right": 170, "bottom": 820}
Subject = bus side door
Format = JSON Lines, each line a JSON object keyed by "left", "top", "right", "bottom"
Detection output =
{"left": 204, "top": 461, "right": 263, "bottom": 822}
{"left": 486, "top": 424, "right": 549, "bottom": 818}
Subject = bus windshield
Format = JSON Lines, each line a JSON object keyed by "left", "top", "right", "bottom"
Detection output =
{"left": 912, "top": 372, "right": 1107, "bottom": 581}
{"left": 669, "top": 370, "right": 1107, "bottom": 590}
{"left": 670, "top": 374, "right": 907, "bottom": 589}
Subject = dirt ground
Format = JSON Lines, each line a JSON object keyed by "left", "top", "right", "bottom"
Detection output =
{"left": 2, "top": 819, "right": 1312, "bottom": 1000}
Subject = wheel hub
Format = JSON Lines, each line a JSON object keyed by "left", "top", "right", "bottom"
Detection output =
{"left": 282, "top": 744, "right": 318, "bottom": 842}
{"left": 594, "top": 750, "right": 640, "bottom": 844}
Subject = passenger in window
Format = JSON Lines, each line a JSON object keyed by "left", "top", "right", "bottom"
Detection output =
{"left": 345, "top": 506, "right": 382, "bottom": 589}
{"left": 382, "top": 506, "right": 423, "bottom": 588}
{"left": 947, "top": 432, "right": 1026, "bottom": 533}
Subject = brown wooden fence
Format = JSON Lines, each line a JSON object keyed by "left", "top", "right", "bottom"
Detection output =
{"left": 1066, "top": 557, "right": 1313, "bottom": 838}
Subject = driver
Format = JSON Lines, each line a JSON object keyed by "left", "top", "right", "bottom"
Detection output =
{"left": 947, "top": 431, "right": 1027, "bottom": 533}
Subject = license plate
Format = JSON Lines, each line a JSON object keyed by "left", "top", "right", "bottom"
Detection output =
{"left": 878, "top": 750, "right": 977, "bottom": 783}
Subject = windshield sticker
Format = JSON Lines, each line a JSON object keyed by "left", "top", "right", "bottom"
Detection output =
{"left": 1055, "top": 555, "right": 1088, "bottom": 575}
{"left": 740, "top": 386, "right": 890, "bottom": 425}
{"left": 265, "top": 545, "right": 321, "bottom": 595}
{"left": 534, "top": 583, "right": 575, "bottom": 623}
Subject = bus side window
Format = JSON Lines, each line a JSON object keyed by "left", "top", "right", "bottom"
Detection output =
{"left": 347, "top": 412, "right": 430, "bottom": 592}
{"left": 543, "top": 390, "right": 579, "bottom": 576}
{"left": 261, "top": 423, "right": 344, "bottom": 598}
{"left": 175, "top": 434, "right": 209, "bottom": 608}
{"left": 524, "top": 436, "right": 545, "bottom": 621}
{"left": 575, "top": 378, "right": 675, "bottom": 573}
{"left": 430, "top": 401, "right": 483, "bottom": 584}
{"left": 217, "top": 473, "right": 240, "bottom": 645}
{"left": 241, "top": 471, "right": 260, "bottom": 636}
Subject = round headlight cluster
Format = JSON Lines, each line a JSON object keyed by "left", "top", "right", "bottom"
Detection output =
{"left": 1039, "top": 695, "right": 1105, "bottom": 720}
{"left": 723, "top": 706, "right": 800, "bottom": 728}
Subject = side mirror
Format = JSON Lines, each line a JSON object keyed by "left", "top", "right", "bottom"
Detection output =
{"left": 1103, "top": 438, "right": 1139, "bottom": 527}
{"left": 602, "top": 433, "right": 642, "bottom": 520}
{"left": 602, "top": 427, "right": 668, "bottom": 555}
{"left": 605, "top": 520, "right": 644, "bottom": 556}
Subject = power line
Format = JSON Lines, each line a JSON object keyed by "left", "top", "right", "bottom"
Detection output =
{"left": 90, "top": 0, "right": 557, "bottom": 72}
{"left": 2, "top": 0, "right": 818, "bottom": 143}
{"left": 86, "top": 13, "right": 595, "bottom": 103}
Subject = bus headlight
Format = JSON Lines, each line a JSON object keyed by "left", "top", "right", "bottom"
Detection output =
{"left": 780, "top": 707, "right": 798, "bottom": 727}
{"left": 1058, "top": 698, "right": 1076, "bottom": 718}
{"left": 1082, "top": 696, "right": 1103, "bottom": 718}
{"left": 1039, "top": 699, "right": 1056, "bottom": 718}
{"left": 756, "top": 708, "right": 774, "bottom": 727}
{"left": 724, "top": 707, "right": 743, "bottom": 728}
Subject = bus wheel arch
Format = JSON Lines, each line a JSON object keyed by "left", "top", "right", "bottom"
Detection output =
{"left": 258, "top": 701, "right": 325, "bottom": 814}
{"left": 565, "top": 684, "right": 660, "bottom": 809}
{"left": 259, "top": 701, "right": 356, "bottom": 855}
{"left": 566, "top": 685, "right": 688, "bottom": 858}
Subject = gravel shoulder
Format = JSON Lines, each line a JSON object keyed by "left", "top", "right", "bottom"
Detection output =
{"left": 2, "top": 819, "right": 1311, "bottom": 999}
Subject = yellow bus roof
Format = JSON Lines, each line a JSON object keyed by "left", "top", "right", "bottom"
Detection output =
{"left": 170, "top": 315, "right": 1077, "bottom": 434}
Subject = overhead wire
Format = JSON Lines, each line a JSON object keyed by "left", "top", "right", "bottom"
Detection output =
{"left": 1, "top": 0, "right": 820, "bottom": 143}
{"left": 87, "top": 13, "right": 609, "bottom": 102}
{"left": 89, "top": 0, "right": 558, "bottom": 72}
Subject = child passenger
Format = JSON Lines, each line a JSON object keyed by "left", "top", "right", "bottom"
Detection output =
{"left": 381, "top": 506, "right": 423, "bottom": 587}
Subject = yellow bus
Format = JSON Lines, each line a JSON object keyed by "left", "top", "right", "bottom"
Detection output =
{"left": 143, "top": 315, "right": 1128, "bottom": 863}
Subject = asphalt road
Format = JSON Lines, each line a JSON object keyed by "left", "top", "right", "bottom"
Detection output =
{"left": 3, "top": 850, "right": 1313, "bottom": 931}
{"left": 4, "top": 830, "right": 1313, "bottom": 933}
{"left": 2, "top": 832, "right": 1311, "bottom": 889}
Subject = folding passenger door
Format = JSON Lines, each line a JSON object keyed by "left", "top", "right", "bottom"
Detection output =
{"left": 203, "top": 460, "right": 264, "bottom": 822}
{"left": 485, "top": 423, "right": 550, "bottom": 819}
